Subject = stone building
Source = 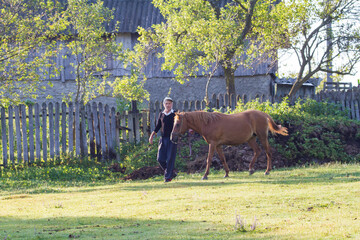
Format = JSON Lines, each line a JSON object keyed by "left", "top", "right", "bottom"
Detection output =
{"left": 32, "top": 0, "right": 282, "bottom": 106}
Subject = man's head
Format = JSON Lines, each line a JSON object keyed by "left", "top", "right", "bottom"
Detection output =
{"left": 163, "top": 97, "right": 173, "bottom": 111}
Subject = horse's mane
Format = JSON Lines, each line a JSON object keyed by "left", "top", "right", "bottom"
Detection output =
{"left": 179, "top": 111, "right": 224, "bottom": 125}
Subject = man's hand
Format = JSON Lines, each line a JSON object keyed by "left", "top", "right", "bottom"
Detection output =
{"left": 149, "top": 132, "right": 155, "bottom": 144}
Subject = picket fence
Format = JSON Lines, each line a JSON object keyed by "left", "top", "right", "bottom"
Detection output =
{"left": 1, "top": 89, "right": 360, "bottom": 166}
{"left": 0, "top": 102, "right": 148, "bottom": 167}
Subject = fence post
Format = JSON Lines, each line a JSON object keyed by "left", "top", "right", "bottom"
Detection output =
{"left": 105, "top": 104, "right": 112, "bottom": 155}
{"left": 55, "top": 102, "right": 60, "bottom": 158}
{"left": 28, "top": 104, "right": 35, "bottom": 163}
{"left": 92, "top": 102, "right": 101, "bottom": 161}
{"left": 8, "top": 106, "right": 15, "bottom": 164}
{"left": 14, "top": 106, "right": 22, "bottom": 163}
{"left": 35, "top": 104, "right": 41, "bottom": 162}
{"left": 110, "top": 107, "right": 118, "bottom": 160}
{"left": 1, "top": 107, "right": 8, "bottom": 166}
{"left": 81, "top": 103, "right": 87, "bottom": 157}
{"left": 98, "top": 103, "right": 107, "bottom": 161}
{"left": 42, "top": 103, "right": 47, "bottom": 162}
{"left": 48, "top": 102, "right": 54, "bottom": 160}
{"left": 75, "top": 102, "right": 81, "bottom": 156}
{"left": 87, "top": 103, "right": 95, "bottom": 158}
{"left": 61, "top": 102, "right": 67, "bottom": 155}
{"left": 68, "top": 102, "right": 74, "bottom": 154}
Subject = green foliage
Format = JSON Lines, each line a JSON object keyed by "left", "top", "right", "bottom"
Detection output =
{"left": 134, "top": 0, "right": 290, "bottom": 97}
{"left": 233, "top": 98, "right": 360, "bottom": 163}
{"left": 0, "top": 156, "right": 122, "bottom": 191}
{"left": 60, "top": 0, "right": 125, "bottom": 103}
{"left": 117, "top": 140, "right": 158, "bottom": 173}
{"left": 0, "top": 0, "right": 64, "bottom": 107}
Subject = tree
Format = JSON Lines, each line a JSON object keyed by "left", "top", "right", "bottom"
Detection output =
{"left": 281, "top": 0, "right": 360, "bottom": 99}
{"left": 134, "top": 0, "right": 289, "bottom": 102}
{"left": 0, "top": 0, "right": 63, "bottom": 106}
{"left": 59, "top": 0, "right": 125, "bottom": 103}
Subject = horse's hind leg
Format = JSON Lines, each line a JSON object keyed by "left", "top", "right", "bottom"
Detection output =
{"left": 258, "top": 135, "right": 272, "bottom": 175}
{"left": 216, "top": 146, "right": 229, "bottom": 178}
{"left": 248, "top": 137, "right": 261, "bottom": 175}
{"left": 202, "top": 144, "right": 215, "bottom": 180}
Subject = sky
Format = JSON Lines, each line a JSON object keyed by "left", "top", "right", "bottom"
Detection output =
{"left": 278, "top": 52, "right": 360, "bottom": 88}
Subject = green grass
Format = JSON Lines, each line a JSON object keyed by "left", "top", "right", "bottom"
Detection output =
{"left": 0, "top": 163, "right": 360, "bottom": 239}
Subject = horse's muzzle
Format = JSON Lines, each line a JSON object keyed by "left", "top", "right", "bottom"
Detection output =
{"left": 170, "top": 133, "right": 179, "bottom": 144}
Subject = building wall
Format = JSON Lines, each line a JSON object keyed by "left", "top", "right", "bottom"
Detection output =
{"left": 30, "top": 74, "right": 272, "bottom": 108}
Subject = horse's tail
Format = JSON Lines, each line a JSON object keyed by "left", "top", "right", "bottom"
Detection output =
{"left": 267, "top": 117, "right": 288, "bottom": 136}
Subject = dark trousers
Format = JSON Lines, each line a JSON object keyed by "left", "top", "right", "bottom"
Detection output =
{"left": 157, "top": 137, "right": 177, "bottom": 180}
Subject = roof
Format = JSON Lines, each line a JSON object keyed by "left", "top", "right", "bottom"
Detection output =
{"left": 102, "top": 0, "right": 164, "bottom": 33}
{"left": 275, "top": 78, "right": 321, "bottom": 87}
{"left": 101, "top": 0, "right": 234, "bottom": 33}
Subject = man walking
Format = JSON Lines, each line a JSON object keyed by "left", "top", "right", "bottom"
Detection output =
{"left": 149, "top": 97, "right": 177, "bottom": 182}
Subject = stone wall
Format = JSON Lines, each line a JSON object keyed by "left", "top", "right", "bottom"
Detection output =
{"left": 28, "top": 74, "right": 272, "bottom": 107}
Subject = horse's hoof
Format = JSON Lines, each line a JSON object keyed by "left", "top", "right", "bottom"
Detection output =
{"left": 224, "top": 175, "right": 229, "bottom": 178}
{"left": 202, "top": 176, "right": 208, "bottom": 180}
{"left": 249, "top": 169, "right": 255, "bottom": 175}
{"left": 264, "top": 171, "right": 270, "bottom": 175}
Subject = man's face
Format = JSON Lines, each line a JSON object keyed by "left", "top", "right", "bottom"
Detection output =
{"left": 164, "top": 100, "right": 173, "bottom": 111}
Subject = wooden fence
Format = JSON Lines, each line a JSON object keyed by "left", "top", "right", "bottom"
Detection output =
{"left": 0, "top": 102, "right": 148, "bottom": 167}
{"left": 315, "top": 89, "right": 360, "bottom": 121}
{"left": 1, "top": 89, "right": 360, "bottom": 167}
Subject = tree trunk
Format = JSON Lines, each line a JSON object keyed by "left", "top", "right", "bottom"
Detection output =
{"left": 224, "top": 67, "right": 236, "bottom": 97}
{"left": 288, "top": 80, "right": 303, "bottom": 102}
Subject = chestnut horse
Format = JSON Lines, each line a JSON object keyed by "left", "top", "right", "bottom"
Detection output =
{"left": 170, "top": 110, "right": 288, "bottom": 180}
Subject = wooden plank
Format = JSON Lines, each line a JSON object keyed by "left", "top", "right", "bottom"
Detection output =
{"left": 121, "top": 114, "right": 126, "bottom": 141}
{"left": 1, "top": 107, "right": 8, "bottom": 166}
{"left": 55, "top": 102, "right": 60, "bottom": 157}
{"left": 34, "top": 104, "right": 41, "bottom": 161}
{"left": 61, "top": 102, "right": 67, "bottom": 154}
{"left": 80, "top": 103, "right": 87, "bottom": 156}
{"left": 142, "top": 110, "right": 149, "bottom": 140}
{"left": 42, "top": 103, "right": 47, "bottom": 162}
{"left": 87, "top": 103, "right": 95, "bottom": 158}
{"left": 115, "top": 112, "right": 121, "bottom": 162}
{"left": 195, "top": 100, "right": 201, "bottom": 111}
{"left": 134, "top": 113, "right": 140, "bottom": 143}
{"left": 75, "top": 102, "right": 81, "bottom": 156}
{"left": 104, "top": 105, "right": 112, "bottom": 155}
{"left": 92, "top": 102, "right": 101, "bottom": 160}
{"left": 110, "top": 107, "right": 117, "bottom": 159}
{"left": 98, "top": 103, "right": 107, "bottom": 160}
{"left": 183, "top": 101, "right": 189, "bottom": 112}
{"left": 149, "top": 102, "right": 155, "bottom": 133}
{"left": 68, "top": 102, "right": 74, "bottom": 154}
{"left": 21, "top": 105, "right": 28, "bottom": 163}
{"left": 354, "top": 100, "right": 360, "bottom": 121}
{"left": 8, "top": 106, "right": 15, "bottom": 164}
{"left": 28, "top": 104, "right": 35, "bottom": 163}
{"left": 127, "top": 113, "right": 134, "bottom": 143}
{"left": 48, "top": 102, "right": 54, "bottom": 159}
{"left": 14, "top": 105, "right": 22, "bottom": 163}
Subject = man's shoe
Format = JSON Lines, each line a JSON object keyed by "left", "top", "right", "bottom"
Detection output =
{"left": 164, "top": 178, "right": 172, "bottom": 183}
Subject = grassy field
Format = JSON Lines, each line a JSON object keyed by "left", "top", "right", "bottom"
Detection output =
{"left": 0, "top": 163, "right": 359, "bottom": 240}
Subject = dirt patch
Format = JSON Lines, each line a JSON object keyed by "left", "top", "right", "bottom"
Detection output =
{"left": 124, "top": 166, "right": 164, "bottom": 180}
{"left": 186, "top": 144, "right": 286, "bottom": 174}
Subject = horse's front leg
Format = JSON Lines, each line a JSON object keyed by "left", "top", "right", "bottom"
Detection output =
{"left": 202, "top": 144, "right": 215, "bottom": 180}
{"left": 216, "top": 146, "right": 229, "bottom": 178}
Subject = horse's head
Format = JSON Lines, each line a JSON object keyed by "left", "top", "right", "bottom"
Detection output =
{"left": 170, "top": 112, "right": 188, "bottom": 144}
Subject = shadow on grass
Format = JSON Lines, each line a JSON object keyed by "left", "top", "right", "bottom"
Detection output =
{"left": 119, "top": 167, "right": 360, "bottom": 191}
{"left": 0, "top": 216, "right": 278, "bottom": 240}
